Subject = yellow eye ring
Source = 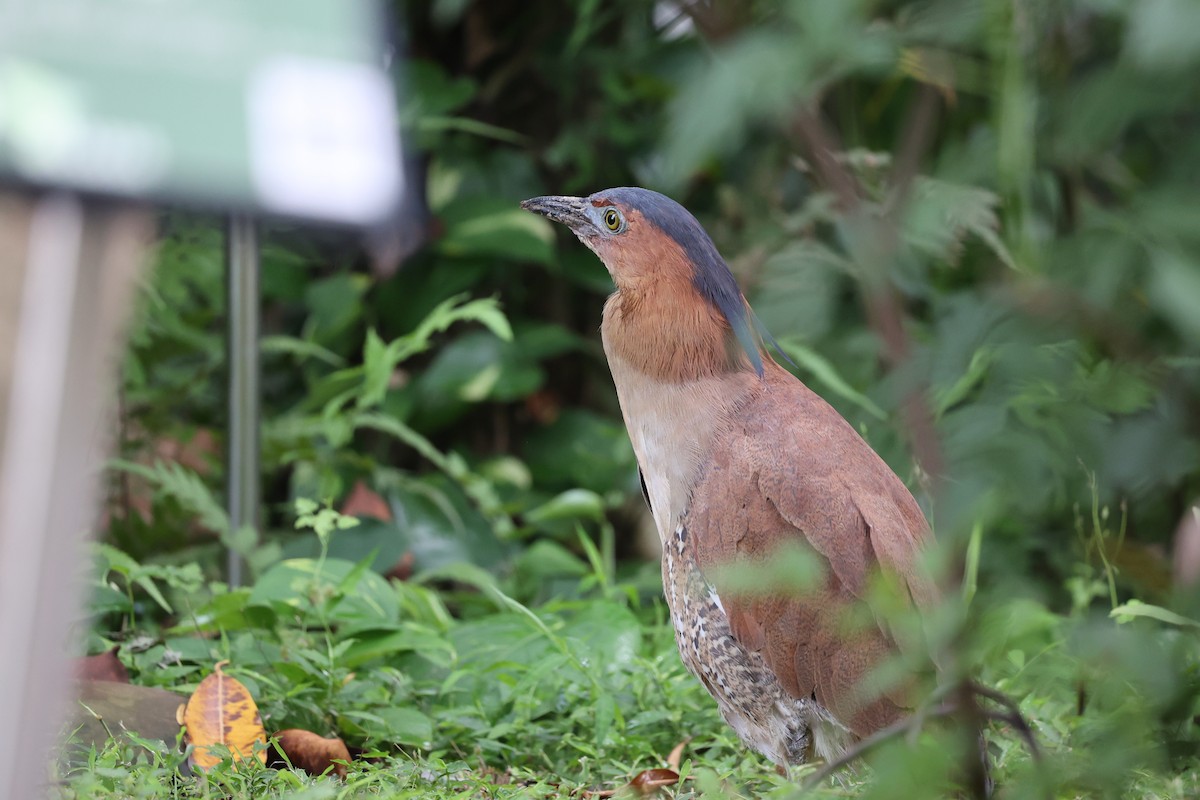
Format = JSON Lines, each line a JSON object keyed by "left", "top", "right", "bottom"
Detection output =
{"left": 603, "top": 208, "right": 622, "bottom": 231}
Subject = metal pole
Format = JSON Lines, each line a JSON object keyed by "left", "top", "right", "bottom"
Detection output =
{"left": 225, "top": 215, "right": 260, "bottom": 588}
{"left": 0, "top": 193, "right": 152, "bottom": 800}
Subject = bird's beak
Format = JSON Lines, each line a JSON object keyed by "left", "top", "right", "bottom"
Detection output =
{"left": 520, "top": 195, "right": 591, "bottom": 232}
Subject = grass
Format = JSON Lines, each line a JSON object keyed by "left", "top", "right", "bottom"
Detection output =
{"left": 53, "top": 506, "right": 1200, "bottom": 799}
{"left": 54, "top": 597, "right": 815, "bottom": 799}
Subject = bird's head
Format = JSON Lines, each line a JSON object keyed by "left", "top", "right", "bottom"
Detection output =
{"left": 522, "top": 187, "right": 767, "bottom": 377}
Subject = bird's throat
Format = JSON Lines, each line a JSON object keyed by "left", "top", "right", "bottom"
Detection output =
{"left": 601, "top": 284, "right": 749, "bottom": 383}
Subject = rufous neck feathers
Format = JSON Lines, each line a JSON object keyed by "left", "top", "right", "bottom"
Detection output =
{"left": 601, "top": 279, "right": 755, "bottom": 383}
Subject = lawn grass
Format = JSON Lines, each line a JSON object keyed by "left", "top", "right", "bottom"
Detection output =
{"left": 52, "top": 511, "right": 1200, "bottom": 799}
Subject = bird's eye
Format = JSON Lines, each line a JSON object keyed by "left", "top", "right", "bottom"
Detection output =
{"left": 603, "top": 208, "right": 623, "bottom": 232}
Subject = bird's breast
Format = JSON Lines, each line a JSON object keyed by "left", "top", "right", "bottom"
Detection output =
{"left": 603, "top": 350, "right": 753, "bottom": 541}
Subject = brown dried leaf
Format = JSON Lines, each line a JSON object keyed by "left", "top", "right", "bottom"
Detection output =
{"left": 384, "top": 551, "right": 415, "bottom": 582}
{"left": 628, "top": 768, "right": 680, "bottom": 795}
{"left": 666, "top": 738, "right": 690, "bottom": 772}
{"left": 272, "top": 729, "right": 351, "bottom": 779}
{"left": 73, "top": 647, "right": 129, "bottom": 683}
{"left": 340, "top": 480, "right": 392, "bottom": 522}
{"left": 181, "top": 661, "right": 267, "bottom": 770}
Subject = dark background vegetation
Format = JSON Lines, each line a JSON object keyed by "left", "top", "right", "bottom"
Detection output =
{"left": 79, "top": 1, "right": 1200, "bottom": 798}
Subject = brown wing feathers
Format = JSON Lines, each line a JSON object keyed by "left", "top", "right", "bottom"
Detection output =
{"left": 686, "top": 362, "right": 935, "bottom": 737}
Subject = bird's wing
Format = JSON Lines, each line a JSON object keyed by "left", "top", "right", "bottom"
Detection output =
{"left": 685, "top": 370, "right": 937, "bottom": 737}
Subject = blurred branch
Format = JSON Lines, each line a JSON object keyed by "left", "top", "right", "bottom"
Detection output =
{"left": 792, "top": 107, "right": 863, "bottom": 211}
{"left": 791, "top": 88, "right": 946, "bottom": 482}
{"left": 803, "top": 680, "right": 1043, "bottom": 796}
{"left": 970, "top": 681, "right": 1042, "bottom": 764}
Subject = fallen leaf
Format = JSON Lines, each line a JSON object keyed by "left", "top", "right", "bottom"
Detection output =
{"left": 73, "top": 647, "right": 129, "bottom": 683}
{"left": 271, "top": 729, "right": 351, "bottom": 779}
{"left": 180, "top": 661, "right": 267, "bottom": 770}
{"left": 628, "top": 768, "right": 680, "bottom": 795}
{"left": 384, "top": 551, "right": 415, "bottom": 582}
{"left": 666, "top": 737, "right": 690, "bottom": 772}
{"left": 340, "top": 480, "right": 392, "bottom": 522}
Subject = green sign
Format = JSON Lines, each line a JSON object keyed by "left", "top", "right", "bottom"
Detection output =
{"left": 0, "top": 0, "right": 403, "bottom": 225}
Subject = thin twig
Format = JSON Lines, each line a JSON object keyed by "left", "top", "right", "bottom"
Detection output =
{"left": 970, "top": 681, "right": 1042, "bottom": 762}
{"left": 802, "top": 702, "right": 957, "bottom": 790}
{"left": 955, "top": 679, "right": 992, "bottom": 800}
{"left": 802, "top": 680, "right": 1045, "bottom": 795}
{"left": 791, "top": 94, "right": 946, "bottom": 483}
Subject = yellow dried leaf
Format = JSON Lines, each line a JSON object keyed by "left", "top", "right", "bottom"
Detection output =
{"left": 181, "top": 661, "right": 267, "bottom": 770}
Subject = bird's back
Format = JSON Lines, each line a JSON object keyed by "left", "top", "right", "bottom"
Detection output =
{"left": 679, "top": 361, "right": 937, "bottom": 752}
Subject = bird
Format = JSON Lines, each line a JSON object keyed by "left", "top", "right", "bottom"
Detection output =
{"left": 521, "top": 187, "right": 938, "bottom": 769}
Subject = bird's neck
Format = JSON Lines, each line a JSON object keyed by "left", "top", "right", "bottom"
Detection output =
{"left": 601, "top": 284, "right": 763, "bottom": 540}
{"left": 600, "top": 279, "right": 751, "bottom": 382}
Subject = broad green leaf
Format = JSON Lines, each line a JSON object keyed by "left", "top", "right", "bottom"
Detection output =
{"left": 438, "top": 197, "right": 555, "bottom": 265}
{"left": 338, "top": 626, "right": 455, "bottom": 668}
{"left": 1111, "top": 600, "right": 1200, "bottom": 629}
{"left": 372, "top": 707, "right": 435, "bottom": 747}
{"left": 249, "top": 558, "right": 399, "bottom": 623}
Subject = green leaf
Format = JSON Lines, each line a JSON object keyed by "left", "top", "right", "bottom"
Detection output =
{"left": 249, "top": 558, "right": 399, "bottom": 623}
{"left": 107, "top": 459, "right": 229, "bottom": 536}
{"left": 777, "top": 341, "right": 888, "bottom": 421}
{"left": 963, "top": 520, "right": 982, "bottom": 607}
{"left": 1150, "top": 249, "right": 1200, "bottom": 345}
{"left": 259, "top": 335, "right": 345, "bottom": 367}
{"left": 172, "top": 588, "right": 277, "bottom": 633}
{"left": 93, "top": 542, "right": 140, "bottom": 577}
{"left": 132, "top": 575, "right": 173, "bottom": 614}
{"left": 338, "top": 625, "right": 455, "bottom": 668}
{"left": 935, "top": 346, "right": 993, "bottom": 418}
{"left": 358, "top": 328, "right": 393, "bottom": 409}
{"left": 512, "top": 540, "right": 590, "bottom": 580}
{"left": 524, "top": 489, "right": 605, "bottom": 525}
{"left": 416, "top": 116, "right": 527, "bottom": 144}
{"left": 293, "top": 497, "right": 319, "bottom": 516}
{"left": 437, "top": 197, "right": 556, "bottom": 265}
{"left": 403, "top": 59, "right": 476, "bottom": 117}
{"left": 751, "top": 241, "right": 847, "bottom": 341}
{"left": 1110, "top": 600, "right": 1200, "bottom": 629}
{"left": 371, "top": 707, "right": 434, "bottom": 747}
{"left": 565, "top": 601, "right": 642, "bottom": 673}
{"left": 903, "top": 177, "right": 1015, "bottom": 269}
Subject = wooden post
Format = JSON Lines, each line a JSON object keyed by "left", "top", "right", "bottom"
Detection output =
{"left": 0, "top": 193, "right": 153, "bottom": 799}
